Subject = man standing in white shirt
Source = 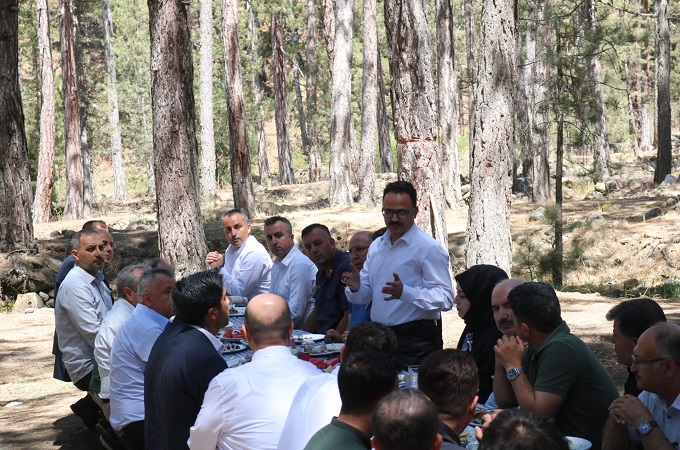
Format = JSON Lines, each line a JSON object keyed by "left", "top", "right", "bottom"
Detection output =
{"left": 189, "top": 293, "right": 319, "bottom": 450}
{"left": 264, "top": 216, "right": 317, "bottom": 329}
{"left": 55, "top": 229, "right": 113, "bottom": 428}
{"left": 93, "top": 264, "right": 146, "bottom": 415}
{"left": 344, "top": 180, "right": 454, "bottom": 367}
{"left": 205, "top": 208, "right": 272, "bottom": 299}
{"left": 109, "top": 268, "right": 175, "bottom": 449}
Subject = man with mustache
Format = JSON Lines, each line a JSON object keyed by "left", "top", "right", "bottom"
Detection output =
{"left": 264, "top": 216, "right": 317, "bottom": 329}
{"left": 55, "top": 229, "right": 113, "bottom": 429}
{"left": 205, "top": 208, "right": 272, "bottom": 300}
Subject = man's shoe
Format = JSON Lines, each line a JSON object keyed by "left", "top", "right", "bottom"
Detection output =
{"left": 97, "top": 421, "right": 126, "bottom": 450}
{"left": 70, "top": 396, "right": 99, "bottom": 430}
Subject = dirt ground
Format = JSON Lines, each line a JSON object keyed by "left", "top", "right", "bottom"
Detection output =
{"left": 3, "top": 288, "right": 680, "bottom": 449}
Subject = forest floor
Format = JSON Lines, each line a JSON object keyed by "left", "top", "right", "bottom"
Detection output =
{"left": 2, "top": 150, "right": 680, "bottom": 448}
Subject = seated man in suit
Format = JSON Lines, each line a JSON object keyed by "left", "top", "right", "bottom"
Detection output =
{"left": 145, "top": 270, "right": 229, "bottom": 450}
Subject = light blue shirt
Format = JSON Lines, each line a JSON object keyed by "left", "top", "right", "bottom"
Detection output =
{"left": 270, "top": 245, "right": 317, "bottom": 328}
{"left": 55, "top": 265, "right": 112, "bottom": 383}
{"left": 94, "top": 298, "right": 135, "bottom": 399}
{"left": 629, "top": 391, "right": 680, "bottom": 445}
{"left": 220, "top": 235, "right": 272, "bottom": 299}
{"left": 109, "top": 304, "right": 168, "bottom": 431}
{"left": 346, "top": 224, "right": 453, "bottom": 325}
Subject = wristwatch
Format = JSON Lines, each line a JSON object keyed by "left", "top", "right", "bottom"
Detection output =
{"left": 636, "top": 420, "right": 659, "bottom": 436}
{"left": 506, "top": 367, "right": 523, "bottom": 381}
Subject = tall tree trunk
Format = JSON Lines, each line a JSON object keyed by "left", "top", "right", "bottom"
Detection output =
{"left": 385, "top": 0, "right": 447, "bottom": 248}
{"left": 464, "top": 0, "right": 477, "bottom": 143}
{"left": 377, "top": 46, "right": 393, "bottom": 173}
{"left": 306, "top": 0, "right": 322, "bottom": 182}
{"left": 33, "top": 0, "right": 56, "bottom": 223}
{"left": 516, "top": 14, "right": 532, "bottom": 182}
{"left": 148, "top": 0, "right": 208, "bottom": 276}
{"left": 465, "top": 0, "right": 516, "bottom": 274}
{"left": 140, "top": 94, "right": 155, "bottom": 197}
{"left": 199, "top": 0, "right": 216, "bottom": 197}
{"left": 638, "top": 0, "right": 652, "bottom": 153}
{"left": 553, "top": 35, "right": 565, "bottom": 287}
{"left": 436, "top": 0, "right": 461, "bottom": 208}
{"left": 329, "top": 0, "right": 354, "bottom": 206}
{"left": 222, "top": 0, "right": 256, "bottom": 216}
{"left": 625, "top": 60, "right": 641, "bottom": 158}
{"left": 0, "top": 0, "right": 34, "bottom": 250}
{"left": 102, "top": 0, "right": 126, "bottom": 201}
{"left": 358, "top": 0, "right": 377, "bottom": 205}
{"left": 292, "top": 57, "right": 310, "bottom": 157}
{"left": 531, "top": 0, "right": 550, "bottom": 202}
{"left": 60, "top": 0, "right": 83, "bottom": 220}
{"left": 248, "top": 3, "right": 269, "bottom": 181}
{"left": 74, "top": 1, "right": 93, "bottom": 216}
{"left": 654, "top": 0, "right": 671, "bottom": 184}
{"left": 271, "top": 11, "right": 295, "bottom": 185}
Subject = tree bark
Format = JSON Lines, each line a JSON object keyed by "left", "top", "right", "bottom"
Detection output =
{"left": 464, "top": 0, "right": 477, "bottom": 138}
{"left": 0, "top": 0, "right": 34, "bottom": 250}
{"left": 624, "top": 61, "right": 641, "bottom": 158}
{"left": 516, "top": 8, "right": 533, "bottom": 181}
{"left": 653, "top": 0, "right": 671, "bottom": 184}
{"left": 306, "top": 0, "right": 322, "bottom": 182}
{"left": 140, "top": 94, "right": 155, "bottom": 197}
{"left": 148, "top": 0, "right": 208, "bottom": 276}
{"left": 33, "top": 0, "right": 56, "bottom": 223}
{"left": 248, "top": 3, "right": 269, "bottom": 182}
{"left": 102, "top": 0, "right": 126, "bottom": 201}
{"left": 377, "top": 46, "right": 393, "bottom": 173}
{"left": 199, "top": 0, "right": 216, "bottom": 198}
{"left": 358, "top": 0, "right": 378, "bottom": 205}
{"left": 222, "top": 0, "right": 256, "bottom": 216}
{"left": 75, "top": 1, "right": 93, "bottom": 216}
{"left": 292, "top": 57, "right": 310, "bottom": 157}
{"left": 531, "top": 0, "right": 550, "bottom": 202}
{"left": 436, "top": 0, "right": 461, "bottom": 208}
{"left": 385, "top": 0, "right": 447, "bottom": 248}
{"left": 60, "top": 0, "right": 83, "bottom": 220}
{"left": 329, "top": 0, "right": 354, "bottom": 206}
{"left": 465, "top": 0, "right": 516, "bottom": 274}
{"left": 271, "top": 11, "right": 295, "bottom": 185}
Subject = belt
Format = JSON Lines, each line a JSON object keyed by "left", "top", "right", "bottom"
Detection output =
{"left": 390, "top": 319, "right": 438, "bottom": 332}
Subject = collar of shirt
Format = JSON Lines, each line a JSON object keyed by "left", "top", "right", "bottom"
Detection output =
{"left": 275, "top": 245, "right": 300, "bottom": 268}
{"left": 530, "top": 321, "right": 570, "bottom": 360}
{"left": 189, "top": 324, "right": 224, "bottom": 353}
{"left": 226, "top": 235, "right": 251, "bottom": 256}
{"left": 382, "top": 223, "right": 417, "bottom": 247}
{"left": 134, "top": 303, "right": 170, "bottom": 328}
{"left": 251, "top": 345, "right": 296, "bottom": 362}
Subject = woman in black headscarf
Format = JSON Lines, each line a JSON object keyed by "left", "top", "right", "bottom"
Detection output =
{"left": 454, "top": 264, "right": 508, "bottom": 403}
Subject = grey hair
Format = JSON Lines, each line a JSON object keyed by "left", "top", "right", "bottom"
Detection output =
{"left": 138, "top": 268, "right": 175, "bottom": 297}
{"left": 222, "top": 208, "right": 249, "bottom": 224}
{"left": 70, "top": 229, "right": 101, "bottom": 251}
{"left": 115, "top": 264, "right": 146, "bottom": 299}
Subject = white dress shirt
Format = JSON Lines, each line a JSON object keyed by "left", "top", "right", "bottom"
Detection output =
{"left": 276, "top": 372, "right": 341, "bottom": 450}
{"left": 189, "top": 345, "right": 320, "bottom": 450}
{"left": 55, "top": 265, "right": 112, "bottom": 383}
{"left": 629, "top": 391, "right": 680, "bottom": 445}
{"left": 109, "top": 304, "right": 168, "bottom": 431}
{"left": 345, "top": 224, "right": 454, "bottom": 325}
{"left": 94, "top": 298, "right": 135, "bottom": 399}
{"left": 220, "top": 235, "right": 272, "bottom": 299}
{"left": 270, "top": 246, "right": 317, "bottom": 328}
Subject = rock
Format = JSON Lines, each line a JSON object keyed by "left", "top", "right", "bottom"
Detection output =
{"left": 49, "top": 290, "right": 55, "bottom": 298}
{"left": 604, "top": 178, "right": 621, "bottom": 191}
{"left": 586, "top": 212, "right": 606, "bottom": 227}
{"left": 63, "top": 230, "right": 76, "bottom": 240}
{"left": 528, "top": 207, "right": 546, "bottom": 222}
{"left": 628, "top": 178, "right": 643, "bottom": 189}
{"left": 667, "top": 197, "right": 679, "bottom": 206}
{"left": 49, "top": 230, "right": 62, "bottom": 237}
{"left": 38, "top": 292, "right": 49, "bottom": 301}
{"left": 644, "top": 208, "right": 663, "bottom": 220}
{"left": 601, "top": 203, "right": 612, "bottom": 212}
{"left": 623, "top": 278, "right": 640, "bottom": 289}
{"left": 12, "top": 293, "right": 44, "bottom": 314}
{"left": 46, "top": 299, "right": 54, "bottom": 308}
{"left": 594, "top": 182, "right": 607, "bottom": 193}
{"left": 44, "top": 257, "right": 63, "bottom": 273}
{"left": 585, "top": 191, "right": 605, "bottom": 201}
{"left": 644, "top": 231, "right": 664, "bottom": 239}
{"left": 661, "top": 244, "right": 679, "bottom": 267}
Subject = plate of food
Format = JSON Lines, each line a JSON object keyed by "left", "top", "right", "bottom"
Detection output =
{"left": 219, "top": 327, "right": 244, "bottom": 339}
{"left": 229, "top": 306, "right": 246, "bottom": 317}
{"left": 222, "top": 342, "right": 247, "bottom": 354}
{"left": 294, "top": 334, "right": 325, "bottom": 344}
{"left": 307, "top": 343, "right": 343, "bottom": 357}
{"left": 459, "top": 426, "right": 479, "bottom": 449}
{"left": 565, "top": 436, "right": 591, "bottom": 450}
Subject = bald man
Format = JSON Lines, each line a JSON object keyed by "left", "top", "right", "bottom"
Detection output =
{"left": 189, "top": 294, "right": 319, "bottom": 450}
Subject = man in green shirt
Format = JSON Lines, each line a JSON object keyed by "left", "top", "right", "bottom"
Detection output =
{"left": 494, "top": 282, "right": 619, "bottom": 450}
{"left": 304, "top": 351, "right": 397, "bottom": 450}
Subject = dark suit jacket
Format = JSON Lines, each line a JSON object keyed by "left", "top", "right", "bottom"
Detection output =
{"left": 144, "top": 318, "right": 227, "bottom": 450}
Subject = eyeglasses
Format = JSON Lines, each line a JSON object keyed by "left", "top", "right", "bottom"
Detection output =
{"left": 382, "top": 208, "right": 415, "bottom": 219}
{"left": 630, "top": 355, "right": 671, "bottom": 366}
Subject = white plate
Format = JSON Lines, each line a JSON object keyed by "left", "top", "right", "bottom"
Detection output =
{"left": 566, "top": 436, "right": 592, "bottom": 450}
{"left": 229, "top": 306, "right": 246, "bottom": 317}
{"left": 308, "top": 343, "right": 343, "bottom": 357}
{"left": 222, "top": 343, "right": 247, "bottom": 354}
{"left": 294, "top": 334, "right": 325, "bottom": 343}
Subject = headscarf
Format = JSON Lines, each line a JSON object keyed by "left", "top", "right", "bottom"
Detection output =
{"left": 455, "top": 265, "right": 508, "bottom": 342}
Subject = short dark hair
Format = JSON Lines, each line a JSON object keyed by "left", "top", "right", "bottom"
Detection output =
{"left": 264, "top": 216, "right": 292, "bottom": 234}
{"left": 606, "top": 298, "right": 666, "bottom": 339}
{"left": 138, "top": 268, "right": 176, "bottom": 298}
{"left": 223, "top": 208, "right": 249, "bottom": 224}
{"left": 478, "top": 409, "right": 569, "bottom": 450}
{"left": 71, "top": 229, "right": 101, "bottom": 251}
{"left": 301, "top": 223, "right": 332, "bottom": 240}
{"left": 244, "top": 300, "right": 292, "bottom": 345}
{"left": 344, "top": 322, "right": 398, "bottom": 361}
{"left": 147, "top": 258, "right": 175, "bottom": 275}
{"left": 171, "top": 271, "right": 224, "bottom": 325}
{"left": 383, "top": 180, "right": 417, "bottom": 208}
{"left": 338, "top": 351, "right": 397, "bottom": 415}
{"left": 82, "top": 220, "right": 107, "bottom": 231}
{"left": 419, "top": 349, "right": 479, "bottom": 419}
{"left": 508, "top": 282, "right": 562, "bottom": 334}
{"left": 372, "top": 227, "right": 388, "bottom": 240}
{"left": 372, "top": 389, "right": 439, "bottom": 450}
